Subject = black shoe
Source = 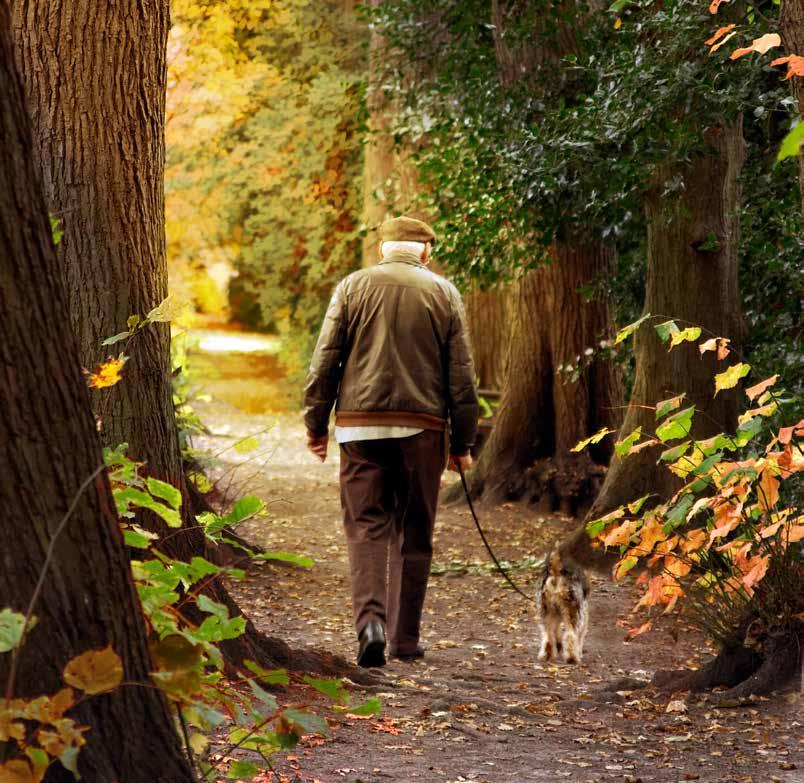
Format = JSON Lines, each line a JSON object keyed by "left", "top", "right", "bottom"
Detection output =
{"left": 389, "top": 646, "right": 425, "bottom": 661}
{"left": 357, "top": 620, "right": 386, "bottom": 668}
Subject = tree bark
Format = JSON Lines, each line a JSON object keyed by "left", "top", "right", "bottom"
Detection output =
{"left": 780, "top": 0, "right": 804, "bottom": 212}
{"left": 465, "top": 245, "right": 622, "bottom": 513}
{"left": 12, "top": 0, "right": 348, "bottom": 673}
{"left": 464, "top": 285, "right": 515, "bottom": 390}
{"left": 568, "top": 121, "right": 747, "bottom": 561}
{"left": 0, "top": 9, "right": 194, "bottom": 780}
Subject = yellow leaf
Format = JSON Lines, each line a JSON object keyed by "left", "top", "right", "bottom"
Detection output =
{"left": 63, "top": 646, "right": 123, "bottom": 695}
{"left": 87, "top": 356, "right": 127, "bottom": 389}
{"left": 614, "top": 17, "right": 622, "bottom": 29}
{"left": 714, "top": 362, "right": 750, "bottom": 395}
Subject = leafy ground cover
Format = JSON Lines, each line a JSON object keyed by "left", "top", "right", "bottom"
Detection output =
{"left": 192, "top": 400, "right": 802, "bottom": 783}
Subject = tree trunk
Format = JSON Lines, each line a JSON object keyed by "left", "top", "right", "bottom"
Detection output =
{"left": 780, "top": 0, "right": 804, "bottom": 212}
{"left": 464, "top": 285, "right": 515, "bottom": 390}
{"left": 0, "top": 11, "right": 194, "bottom": 780}
{"left": 569, "top": 121, "right": 746, "bottom": 561}
{"left": 12, "top": 0, "right": 348, "bottom": 674}
{"left": 361, "top": 0, "right": 435, "bottom": 267}
{"left": 465, "top": 245, "right": 622, "bottom": 514}
{"left": 454, "top": 1, "right": 621, "bottom": 514}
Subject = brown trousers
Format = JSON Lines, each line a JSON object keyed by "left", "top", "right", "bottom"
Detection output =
{"left": 339, "top": 430, "right": 445, "bottom": 654}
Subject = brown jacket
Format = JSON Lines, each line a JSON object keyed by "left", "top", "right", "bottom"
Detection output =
{"left": 303, "top": 250, "right": 479, "bottom": 455}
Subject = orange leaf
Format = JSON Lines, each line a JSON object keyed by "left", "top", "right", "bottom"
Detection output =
{"left": 626, "top": 620, "right": 652, "bottom": 640}
{"left": 741, "top": 555, "right": 769, "bottom": 593}
{"left": 603, "top": 519, "right": 640, "bottom": 548}
{"left": 709, "top": 0, "right": 730, "bottom": 14}
{"left": 87, "top": 356, "right": 127, "bottom": 389}
{"left": 745, "top": 374, "right": 778, "bottom": 401}
{"left": 787, "top": 525, "right": 804, "bottom": 543}
{"left": 778, "top": 425, "right": 794, "bottom": 445}
{"left": 730, "top": 33, "right": 782, "bottom": 59}
{"left": 758, "top": 469, "right": 780, "bottom": 512}
{"left": 63, "top": 646, "right": 123, "bottom": 694}
{"left": 705, "top": 23, "right": 735, "bottom": 46}
{"left": 771, "top": 53, "right": 804, "bottom": 79}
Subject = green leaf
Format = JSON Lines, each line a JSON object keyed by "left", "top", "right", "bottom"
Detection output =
{"left": 614, "top": 426, "right": 642, "bottom": 457}
{"left": 614, "top": 312, "right": 650, "bottom": 344}
{"left": 197, "top": 594, "right": 230, "bottom": 621}
{"left": 571, "top": 427, "right": 614, "bottom": 453}
{"left": 234, "top": 435, "right": 260, "bottom": 454}
{"left": 697, "top": 433, "right": 736, "bottom": 456}
{"left": 282, "top": 708, "right": 330, "bottom": 736}
{"left": 124, "top": 529, "right": 153, "bottom": 549}
{"left": 668, "top": 326, "right": 701, "bottom": 349}
{"left": 777, "top": 121, "right": 804, "bottom": 162}
{"left": 247, "top": 678, "right": 278, "bottom": 712}
{"left": 334, "top": 696, "right": 382, "bottom": 716}
{"left": 224, "top": 495, "right": 265, "bottom": 526}
{"left": 244, "top": 661, "right": 290, "bottom": 685}
{"left": 60, "top": 746, "right": 81, "bottom": 778}
{"left": 608, "top": 0, "right": 633, "bottom": 11}
{"left": 302, "top": 676, "right": 349, "bottom": 703}
{"left": 663, "top": 494, "right": 695, "bottom": 532}
{"left": 655, "top": 394, "right": 685, "bottom": 420}
{"left": 101, "top": 331, "right": 131, "bottom": 346}
{"left": 733, "top": 415, "right": 764, "bottom": 447}
{"left": 227, "top": 760, "right": 260, "bottom": 780}
{"left": 655, "top": 406, "right": 695, "bottom": 442}
{"left": 146, "top": 477, "right": 182, "bottom": 510}
{"left": 627, "top": 495, "right": 651, "bottom": 515}
{"left": 655, "top": 320, "right": 680, "bottom": 343}
{"left": 254, "top": 551, "right": 314, "bottom": 569}
{"left": 659, "top": 441, "right": 690, "bottom": 462}
{"left": 0, "top": 608, "right": 27, "bottom": 653}
{"left": 114, "top": 486, "right": 182, "bottom": 528}
{"left": 714, "top": 363, "right": 751, "bottom": 395}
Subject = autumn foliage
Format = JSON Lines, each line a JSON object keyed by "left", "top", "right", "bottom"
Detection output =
{"left": 577, "top": 318, "right": 803, "bottom": 645}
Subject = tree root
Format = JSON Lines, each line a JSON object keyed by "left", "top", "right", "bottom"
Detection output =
{"left": 651, "top": 627, "right": 802, "bottom": 703}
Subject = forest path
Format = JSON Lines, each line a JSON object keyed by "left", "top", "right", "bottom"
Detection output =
{"left": 193, "top": 401, "right": 802, "bottom": 783}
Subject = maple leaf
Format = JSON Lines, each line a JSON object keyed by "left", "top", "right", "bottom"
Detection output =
{"left": 87, "top": 356, "right": 128, "bottom": 389}
{"left": 730, "top": 33, "right": 782, "bottom": 60}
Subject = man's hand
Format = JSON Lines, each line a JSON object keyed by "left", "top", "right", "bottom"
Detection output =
{"left": 447, "top": 453, "right": 473, "bottom": 474}
{"left": 307, "top": 432, "right": 329, "bottom": 462}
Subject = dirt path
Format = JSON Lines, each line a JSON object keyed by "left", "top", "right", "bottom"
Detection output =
{"left": 194, "top": 402, "right": 802, "bottom": 783}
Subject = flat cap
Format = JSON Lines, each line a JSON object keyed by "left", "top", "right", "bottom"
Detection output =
{"left": 379, "top": 215, "right": 437, "bottom": 245}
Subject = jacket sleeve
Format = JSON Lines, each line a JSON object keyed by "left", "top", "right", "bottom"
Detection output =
{"left": 303, "top": 282, "right": 347, "bottom": 437}
{"left": 446, "top": 288, "right": 479, "bottom": 455}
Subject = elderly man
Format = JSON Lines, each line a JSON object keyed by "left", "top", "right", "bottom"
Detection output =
{"left": 303, "top": 216, "right": 479, "bottom": 667}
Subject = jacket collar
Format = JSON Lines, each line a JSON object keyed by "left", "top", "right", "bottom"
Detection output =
{"left": 378, "top": 249, "right": 427, "bottom": 268}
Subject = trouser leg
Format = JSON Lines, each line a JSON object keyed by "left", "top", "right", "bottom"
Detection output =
{"left": 339, "top": 439, "right": 393, "bottom": 635}
{"left": 387, "top": 430, "right": 445, "bottom": 654}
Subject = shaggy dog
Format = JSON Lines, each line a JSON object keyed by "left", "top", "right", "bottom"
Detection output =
{"left": 535, "top": 548, "right": 590, "bottom": 664}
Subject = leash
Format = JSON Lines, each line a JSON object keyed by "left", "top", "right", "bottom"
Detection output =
{"left": 457, "top": 462, "right": 535, "bottom": 603}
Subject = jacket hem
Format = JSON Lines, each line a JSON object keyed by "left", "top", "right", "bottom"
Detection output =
{"left": 335, "top": 410, "right": 447, "bottom": 431}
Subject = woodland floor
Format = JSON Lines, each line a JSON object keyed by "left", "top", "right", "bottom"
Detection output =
{"left": 189, "top": 355, "right": 802, "bottom": 783}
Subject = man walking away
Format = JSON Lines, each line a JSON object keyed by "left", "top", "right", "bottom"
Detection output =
{"left": 303, "top": 216, "right": 479, "bottom": 667}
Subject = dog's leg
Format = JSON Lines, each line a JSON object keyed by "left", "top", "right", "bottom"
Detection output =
{"left": 560, "top": 604, "right": 581, "bottom": 664}
{"left": 537, "top": 622, "right": 551, "bottom": 661}
{"left": 576, "top": 601, "right": 589, "bottom": 662}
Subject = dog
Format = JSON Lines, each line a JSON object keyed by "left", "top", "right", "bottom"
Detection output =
{"left": 535, "top": 547, "right": 590, "bottom": 664}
